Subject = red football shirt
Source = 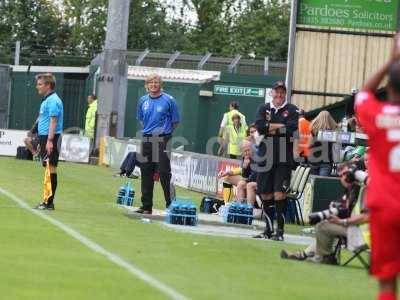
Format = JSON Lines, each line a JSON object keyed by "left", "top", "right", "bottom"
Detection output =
{"left": 355, "top": 91, "right": 400, "bottom": 211}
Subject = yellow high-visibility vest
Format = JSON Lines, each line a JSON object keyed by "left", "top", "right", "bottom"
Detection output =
{"left": 226, "top": 124, "right": 248, "bottom": 156}
{"left": 85, "top": 100, "right": 97, "bottom": 139}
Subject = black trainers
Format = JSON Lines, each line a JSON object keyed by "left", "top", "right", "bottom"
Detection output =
{"left": 127, "top": 173, "right": 139, "bottom": 179}
{"left": 46, "top": 202, "right": 55, "bottom": 210}
{"left": 252, "top": 230, "right": 272, "bottom": 239}
{"left": 34, "top": 202, "right": 55, "bottom": 210}
{"left": 271, "top": 233, "right": 284, "bottom": 241}
{"left": 135, "top": 207, "right": 152, "bottom": 215}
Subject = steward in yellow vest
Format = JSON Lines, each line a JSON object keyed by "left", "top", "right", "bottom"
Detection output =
{"left": 85, "top": 94, "right": 97, "bottom": 139}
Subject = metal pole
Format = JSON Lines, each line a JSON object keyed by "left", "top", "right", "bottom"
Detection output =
{"left": 6, "top": 66, "right": 12, "bottom": 128}
{"left": 14, "top": 41, "right": 20, "bottom": 66}
{"left": 96, "top": 0, "right": 131, "bottom": 143}
{"left": 197, "top": 52, "right": 212, "bottom": 70}
{"left": 228, "top": 55, "right": 241, "bottom": 73}
{"left": 166, "top": 51, "right": 180, "bottom": 68}
{"left": 285, "top": 0, "right": 298, "bottom": 103}
{"left": 264, "top": 56, "right": 269, "bottom": 75}
{"left": 135, "top": 48, "right": 150, "bottom": 66}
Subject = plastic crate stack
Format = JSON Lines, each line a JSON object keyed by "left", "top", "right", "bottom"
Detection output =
{"left": 166, "top": 200, "right": 197, "bottom": 226}
{"left": 116, "top": 182, "right": 135, "bottom": 206}
{"left": 224, "top": 202, "right": 253, "bottom": 225}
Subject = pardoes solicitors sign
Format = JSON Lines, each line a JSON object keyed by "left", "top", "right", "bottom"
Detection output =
{"left": 298, "top": 0, "right": 399, "bottom": 31}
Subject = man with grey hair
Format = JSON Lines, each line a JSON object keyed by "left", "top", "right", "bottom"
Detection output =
{"left": 136, "top": 74, "right": 180, "bottom": 214}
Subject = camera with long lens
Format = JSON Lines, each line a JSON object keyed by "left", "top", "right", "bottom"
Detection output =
{"left": 342, "top": 162, "right": 368, "bottom": 184}
{"left": 308, "top": 201, "right": 349, "bottom": 225}
{"left": 308, "top": 161, "right": 367, "bottom": 225}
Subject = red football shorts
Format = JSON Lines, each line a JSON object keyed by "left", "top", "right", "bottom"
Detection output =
{"left": 369, "top": 209, "right": 400, "bottom": 280}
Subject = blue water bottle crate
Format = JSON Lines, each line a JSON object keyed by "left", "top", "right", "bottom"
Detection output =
{"left": 166, "top": 198, "right": 197, "bottom": 226}
{"left": 116, "top": 182, "right": 135, "bottom": 206}
{"left": 223, "top": 202, "right": 253, "bottom": 225}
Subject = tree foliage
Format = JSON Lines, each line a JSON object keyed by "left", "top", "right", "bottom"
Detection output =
{"left": 0, "top": 0, "right": 62, "bottom": 64}
{"left": 0, "top": 0, "right": 290, "bottom": 65}
{"left": 232, "top": 0, "right": 290, "bottom": 60}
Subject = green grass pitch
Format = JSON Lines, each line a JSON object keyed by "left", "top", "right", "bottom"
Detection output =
{"left": 0, "top": 157, "right": 376, "bottom": 300}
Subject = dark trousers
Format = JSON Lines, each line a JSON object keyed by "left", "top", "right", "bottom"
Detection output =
{"left": 139, "top": 136, "right": 172, "bottom": 210}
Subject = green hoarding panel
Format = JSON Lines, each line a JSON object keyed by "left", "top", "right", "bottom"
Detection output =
{"left": 298, "top": 0, "right": 399, "bottom": 31}
{"left": 9, "top": 72, "right": 89, "bottom": 131}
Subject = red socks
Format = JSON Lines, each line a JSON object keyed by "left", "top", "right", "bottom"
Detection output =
{"left": 378, "top": 291, "right": 396, "bottom": 300}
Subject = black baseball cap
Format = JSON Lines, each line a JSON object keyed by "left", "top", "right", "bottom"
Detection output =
{"left": 272, "top": 80, "right": 287, "bottom": 91}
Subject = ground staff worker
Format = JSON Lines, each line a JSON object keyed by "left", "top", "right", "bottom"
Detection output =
{"left": 34, "top": 73, "right": 64, "bottom": 210}
{"left": 136, "top": 74, "right": 180, "bottom": 214}
{"left": 253, "top": 81, "right": 299, "bottom": 241}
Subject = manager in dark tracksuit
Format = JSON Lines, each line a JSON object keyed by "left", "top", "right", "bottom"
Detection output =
{"left": 253, "top": 81, "right": 299, "bottom": 241}
{"left": 136, "top": 74, "right": 180, "bottom": 214}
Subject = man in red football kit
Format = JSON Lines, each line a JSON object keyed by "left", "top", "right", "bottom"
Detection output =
{"left": 355, "top": 33, "right": 400, "bottom": 300}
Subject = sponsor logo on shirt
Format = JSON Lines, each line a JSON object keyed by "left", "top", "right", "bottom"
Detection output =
{"left": 376, "top": 114, "right": 400, "bottom": 128}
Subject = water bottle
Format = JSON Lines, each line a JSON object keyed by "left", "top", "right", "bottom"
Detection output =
{"left": 117, "top": 186, "right": 125, "bottom": 204}
{"left": 191, "top": 204, "right": 197, "bottom": 226}
{"left": 181, "top": 204, "right": 188, "bottom": 225}
{"left": 230, "top": 203, "right": 238, "bottom": 223}
{"left": 239, "top": 204, "right": 246, "bottom": 224}
{"left": 128, "top": 189, "right": 135, "bottom": 206}
{"left": 174, "top": 202, "right": 181, "bottom": 225}
{"left": 227, "top": 204, "right": 234, "bottom": 223}
{"left": 186, "top": 204, "right": 195, "bottom": 226}
{"left": 246, "top": 204, "right": 253, "bottom": 225}
{"left": 170, "top": 202, "right": 179, "bottom": 224}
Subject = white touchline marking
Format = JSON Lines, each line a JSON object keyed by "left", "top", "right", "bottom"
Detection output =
{"left": 0, "top": 187, "right": 188, "bottom": 300}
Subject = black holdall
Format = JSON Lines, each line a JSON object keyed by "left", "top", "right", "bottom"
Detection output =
{"left": 200, "top": 196, "right": 225, "bottom": 214}
{"left": 16, "top": 146, "right": 33, "bottom": 160}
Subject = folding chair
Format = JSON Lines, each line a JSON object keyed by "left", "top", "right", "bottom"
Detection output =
{"left": 343, "top": 243, "right": 370, "bottom": 269}
{"left": 342, "top": 185, "right": 370, "bottom": 269}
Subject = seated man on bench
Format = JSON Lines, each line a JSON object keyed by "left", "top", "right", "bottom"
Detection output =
{"left": 218, "top": 140, "right": 258, "bottom": 205}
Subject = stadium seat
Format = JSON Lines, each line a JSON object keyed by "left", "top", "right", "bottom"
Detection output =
{"left": 255, "top": 166, "right": 310, "bottom": 224}
{"left": 286, "top": 166, "right": 311, "bottom": 225}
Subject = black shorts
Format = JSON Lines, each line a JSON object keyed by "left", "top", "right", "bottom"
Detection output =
{"left": 256, "top": 164, "right": 291, "bottom": 194}
{"left": 39, "top": 134, "right": 61, "bottom": 167}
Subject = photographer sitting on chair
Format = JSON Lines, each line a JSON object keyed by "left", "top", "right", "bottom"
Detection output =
{"left": 280, "top": 162, "right": 369, "bottom": 265}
